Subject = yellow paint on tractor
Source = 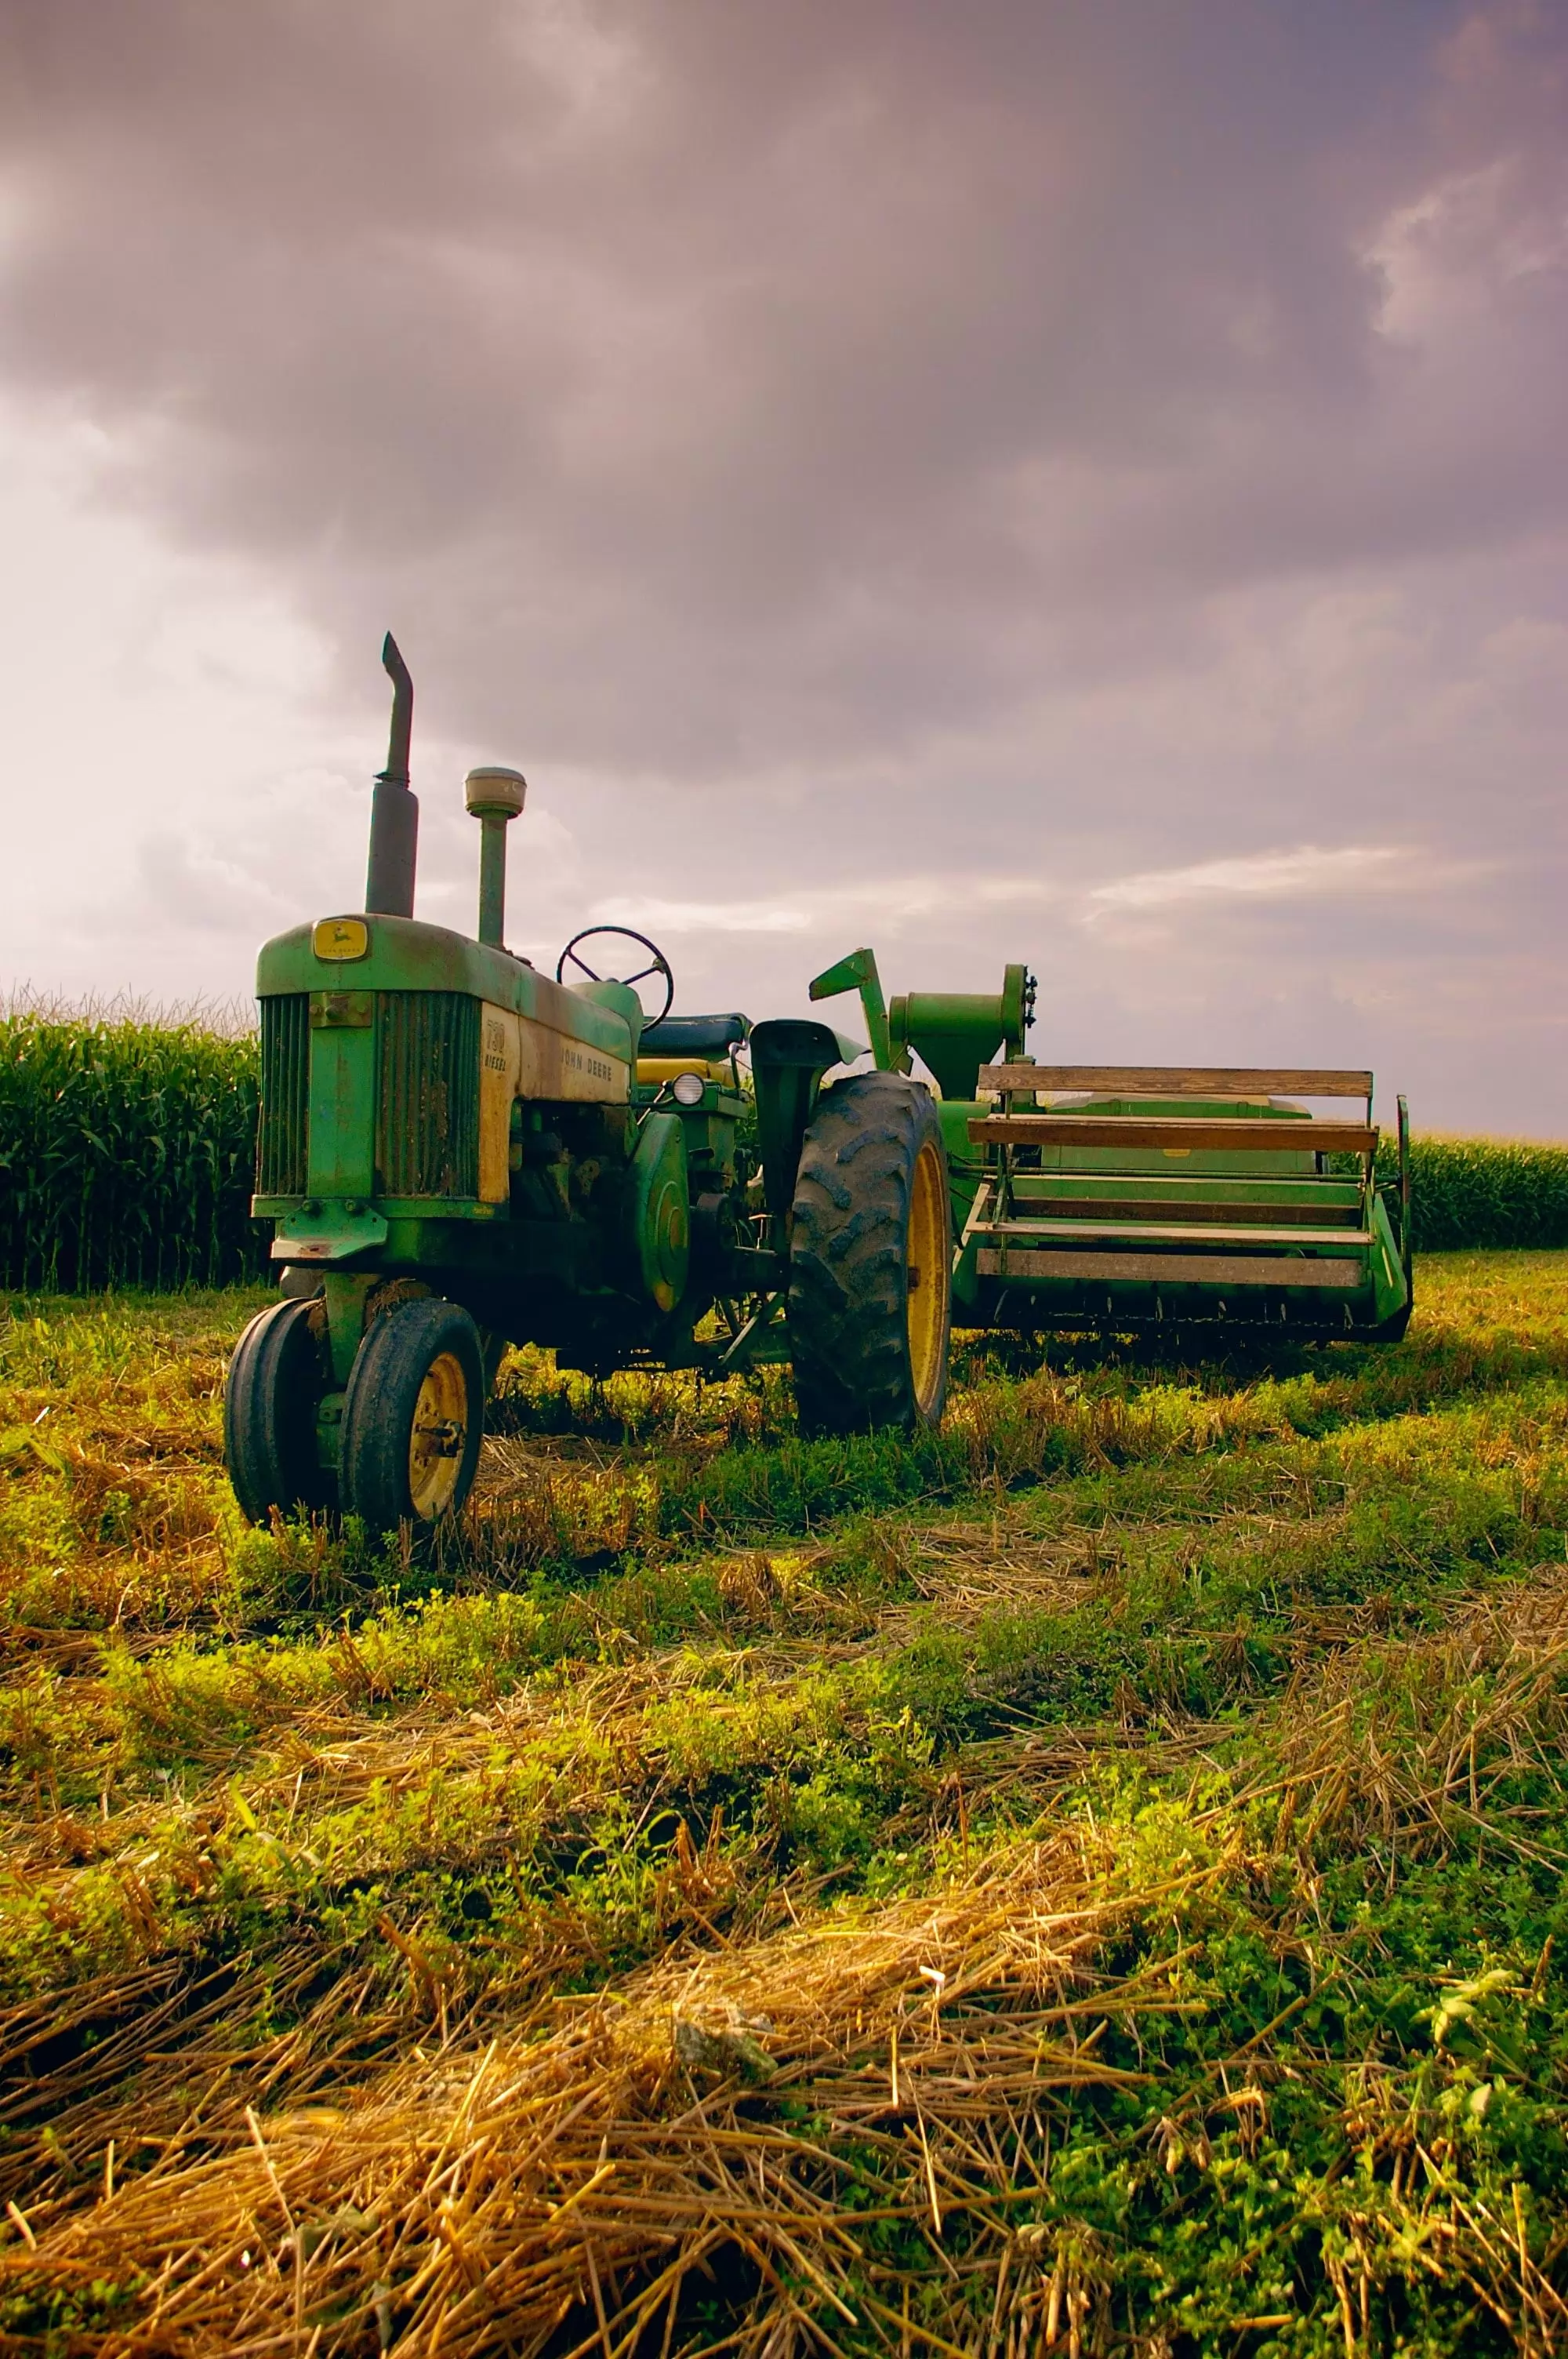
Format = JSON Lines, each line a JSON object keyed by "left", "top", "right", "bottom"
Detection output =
{"left": 477, "top": 1001, "right": 630, "bottom": 1201}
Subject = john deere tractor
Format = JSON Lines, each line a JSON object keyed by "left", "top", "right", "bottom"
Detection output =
{"left": 225, "top": 640, "right": 953, "bottom": 1535}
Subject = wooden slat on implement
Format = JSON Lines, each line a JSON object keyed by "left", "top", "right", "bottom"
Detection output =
{"left": 969, "top": 1114, "right": 1378, "bottom": 1154}
{"left": 977, "top": 1249, "right": 1367, "bottom": 1289}
{"left": 1024, "top": 1196, "right": 1356, "bottom": 1227}
{"left": 978, "top": 1064, "right": 1372, "bottom": 1099}
{"left": 976, "top": 1220, "right": 1372, "bottom": 1247}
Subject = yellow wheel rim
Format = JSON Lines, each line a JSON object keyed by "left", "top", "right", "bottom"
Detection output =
{"left": 906, "top": 1137, "right": 949, "bottom": 1419}
{"left": 408, "top": 1350, "right": 470, "bottom": 1519}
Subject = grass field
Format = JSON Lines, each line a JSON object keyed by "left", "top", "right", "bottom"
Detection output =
{"left": 5, "top": 1263, "right": 1568, "bottom": 2354}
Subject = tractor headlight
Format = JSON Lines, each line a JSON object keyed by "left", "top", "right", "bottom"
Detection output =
{"left": 672, "top": 1070, "right": 706, "bottom": 1107}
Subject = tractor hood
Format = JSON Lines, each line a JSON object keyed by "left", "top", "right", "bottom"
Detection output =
{"left": 256, "top": 915, "right": 635, "bottom": 1063}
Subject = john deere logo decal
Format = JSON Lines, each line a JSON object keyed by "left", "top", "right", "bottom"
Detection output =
{"left": 314, "top": 918, "right": 370, "bottom": 961}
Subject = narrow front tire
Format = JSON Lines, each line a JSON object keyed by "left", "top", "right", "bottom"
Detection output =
{"left": 339, "top": 1297, "right": 485, "bottom": 1535}
{"left": 224, "top": 1296, "right": 332, "bottom": 1525}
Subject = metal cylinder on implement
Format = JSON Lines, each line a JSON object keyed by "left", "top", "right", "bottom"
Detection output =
{"left": 465, "top": 765, "right": 527, "bottom": 947}
{"left": 890, "top": 965, "right": 1033, "bottom": 1101}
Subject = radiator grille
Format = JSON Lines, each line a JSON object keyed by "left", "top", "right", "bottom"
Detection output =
{"left": 376, "top": 992, "right": 480, "bottom": 1198}
{"left": 256, "top": 994, "right": 310, "bottom": 1194}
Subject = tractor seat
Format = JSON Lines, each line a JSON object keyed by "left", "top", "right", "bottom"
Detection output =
{"left": 637, "top": 1012, "right": 750, "bottom": 1056}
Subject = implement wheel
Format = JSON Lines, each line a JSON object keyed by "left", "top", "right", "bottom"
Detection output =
{"left": 224, "top": 1297, "right": 333, "bottom": 1525}
{"left": 787, "top": 1071, "right": 952, "bottom": 1437}
{"left": 339, "top": 1297, "right": 485, "bottom": 1534}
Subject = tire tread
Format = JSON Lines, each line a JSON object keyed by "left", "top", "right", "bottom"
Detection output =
{"left": 223, "top": 1297, "right": 332, "bottom": 1524}
{"left": 787, "top": 1071, "right": 951, "bottom": 1436}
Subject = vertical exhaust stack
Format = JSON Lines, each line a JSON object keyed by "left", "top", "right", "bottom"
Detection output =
{"left": 365, "top": 633, "right": 419, "bottom": 918}
{"left": 465, "top": 765, "right": 527, "bottom": 947}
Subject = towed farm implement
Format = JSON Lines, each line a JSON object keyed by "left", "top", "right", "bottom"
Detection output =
{"left": 227, "top": 641, "right": 1410, "bottom": 1538}
{"left": 810, "top": 951, "right": 1413, "bottom": 1346}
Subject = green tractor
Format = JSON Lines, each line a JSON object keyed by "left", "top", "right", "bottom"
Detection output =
{"left": 225, "top": 640, "right": 954, "bottom": 1536}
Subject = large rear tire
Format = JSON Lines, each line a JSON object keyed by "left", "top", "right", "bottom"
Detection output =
{"left": 787, "top": 1071, "right": 953, "bottom": 1436}
{"left": 224, "top": 1297, "right": 333, "bottom": 1525}
{"left": 339, "top": 1297, "right": 485, "bottom": 1535}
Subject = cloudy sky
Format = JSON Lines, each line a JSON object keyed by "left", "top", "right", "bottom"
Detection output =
{"left": 2, "top": 0, "right": 1564, "bottom": 1130}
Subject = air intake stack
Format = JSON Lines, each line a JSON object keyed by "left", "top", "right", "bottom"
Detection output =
{"left": 465, "top": 765, "right": 527, "bottom": 947}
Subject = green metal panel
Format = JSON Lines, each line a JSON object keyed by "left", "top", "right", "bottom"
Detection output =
{"left": 1012, "top": 1171, "right": 1360, "bottom": 1207}
{"left": 1366, "top": 1192, "right": 1409, "bottom": 1328}
{"left": 296, "top": 980, "right": 482, "bottom": 1216}
{"left": 1018, "top": 1096, "right": 1319, "bottom": 1177}
{"left": 270, "top": 1202, "right": 389, "bottom": 1268}
{"left": 307, "top": 1023, "right": 376, "bottom": 1201}
{"left": 256, "top": 1193, "right": 504, "bottom": 1224}
{"left": 574, "top": 976, "right": 646, "bottom": 1052}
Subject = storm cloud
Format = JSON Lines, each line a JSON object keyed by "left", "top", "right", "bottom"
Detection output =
{"left": 2, "top": 1, "right": 1565, "bottom": 1129}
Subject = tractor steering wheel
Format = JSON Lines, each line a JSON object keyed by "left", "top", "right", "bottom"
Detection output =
{"left": 555, "top": 926, "right": 676, "bottom": 1027}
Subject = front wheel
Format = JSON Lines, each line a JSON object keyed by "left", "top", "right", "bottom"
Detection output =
{"left": 224, "top": 1297, "right": 333, "bottom": 1525}
{"left": 339, "top": 1298, "right": 485, "bottom": 1534}
{"left": 787, "top": 1071, "right": 953, "bottom": 1436}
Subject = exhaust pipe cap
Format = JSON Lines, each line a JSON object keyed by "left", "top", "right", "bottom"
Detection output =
{"left": 465, "top": 765, "right": 527, "bottom": 820}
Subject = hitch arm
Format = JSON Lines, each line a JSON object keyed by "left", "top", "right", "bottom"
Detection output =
{"left": 808, "top": 947, "right": 905, "bottom": 1072}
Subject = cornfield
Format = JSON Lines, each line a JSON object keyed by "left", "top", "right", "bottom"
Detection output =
{"left": 5, "top": 1005, "right": 1568, "bottom": 1292}
{"left": 1389, "top": 1132, "right": 1568, "bottom": 1252}
{"left": 0, "top": 1005, "right": 263, "bottom": 1292}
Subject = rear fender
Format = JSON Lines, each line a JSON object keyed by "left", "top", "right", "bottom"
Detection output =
{"left": 749, "top": 1018, "right": 866, "bottom": 1243}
